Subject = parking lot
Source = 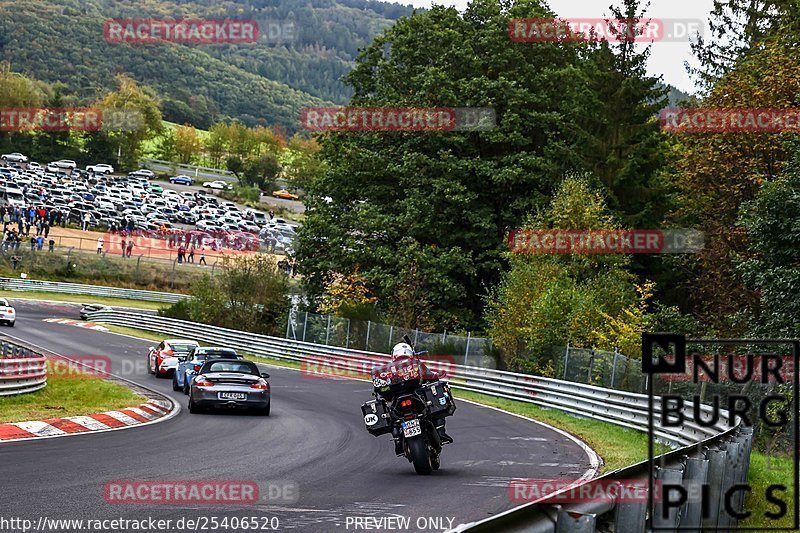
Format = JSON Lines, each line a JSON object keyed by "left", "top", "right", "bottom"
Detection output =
{"left": 0, "top": 155, "right": 299, "bottom": 255}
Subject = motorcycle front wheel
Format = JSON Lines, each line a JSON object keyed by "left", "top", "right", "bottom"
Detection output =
{"left": 407, "top": 436, "right": 433, "bottom": 475}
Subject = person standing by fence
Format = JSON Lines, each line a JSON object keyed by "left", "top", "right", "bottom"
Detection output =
{"left": 97, "top": 236, "right": 104, "bottom": 255}
{"left": 199, "top": 247, "right": 206, "bottom": 265}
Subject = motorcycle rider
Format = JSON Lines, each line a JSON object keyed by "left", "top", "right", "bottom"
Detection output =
{"left": 377, "top": 342, "right": 454, "bottom": 455}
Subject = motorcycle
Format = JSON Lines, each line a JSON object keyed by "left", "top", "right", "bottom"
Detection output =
{"left": 361, "top": 336, "right": 456, "bottom": 475}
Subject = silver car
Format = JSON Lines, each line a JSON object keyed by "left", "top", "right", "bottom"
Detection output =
{"left": 188, "top": 359, "right": 270, "bottom": 415}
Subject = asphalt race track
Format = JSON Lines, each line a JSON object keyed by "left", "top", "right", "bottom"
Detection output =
{"left": 0, "top": 300, "right": 596, "bottom": 532}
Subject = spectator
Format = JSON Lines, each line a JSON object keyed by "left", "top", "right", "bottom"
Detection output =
{"left": 82, "top": 212, "right": 91, "bottom": 231}
{"left": 177, "top": 244, "right": 185, "bottom": 264}
{"left": 199, "top": 246, "right": 206, "bottom": 265}
{"left": 10, "top": 255, "right": 19, "bottom": 269}
{"left": 2, "top": 211, "right": 10, "bottom": 231}
{"left": 188, "top": 244, "right": 195, "bottom": 263}
{"left": 97, "top": 236, "right": 104, "bottom": 254}
{"left": 269, "top": 210, "right": 275, "bottom": 220}
{"left": 126, "top": 240, "right": 134, "bottom": 258}
{"left": 48, "top": 239, "right": 55, "bottom": 252}
{"left": 36, "top": 235, "right": 43, "bottom": 250}
{"left": 121, "top": 237, "right": 127, "bottom": 257}
{"left": 43, "top": 222, "right": 50, "bottom": 238}
{"left": 29, "top": 237, "right": 35, "bottom": 251}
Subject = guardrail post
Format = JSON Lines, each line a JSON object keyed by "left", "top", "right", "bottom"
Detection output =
{"left": 682, "top": 455, "right": 709, "bottom": 529}
{"left": 613, "top": 482, "right": 647, "bottom": 532}
{"left": 563, "top": 343, "right": 570, "bottom": 379}
{"left": 722, "top": 439, "right": 743, "bottom": 527}
{"left": 302, "top": 311, "right": 308, "bottom": 342}
{"left": 739, "top": 426, "right": 754, "bottom": 484}
{"left": 555, "top": 509, "right": 595, "bottom": 533}
{"left": 653, "top": 466, "right": 684, "bottom": 531}
{"left": 703, "top": 447, "right": 728, "bottom": 529}
{"left": 345, "top": 319, "right": 350, "bottom": 348}
{"left": 365, "top": 320, "right": 371, "bottom": 351}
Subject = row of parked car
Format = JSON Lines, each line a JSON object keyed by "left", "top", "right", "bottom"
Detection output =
{"left": 0, "top": 154, "right": 299, "bottom": 253}
{"left": 147, "top": 339, "right": 271, "bottom": 415}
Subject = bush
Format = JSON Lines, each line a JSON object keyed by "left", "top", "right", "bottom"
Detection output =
{"left": 158, "top": 298, "right": 192, "bottom": 320}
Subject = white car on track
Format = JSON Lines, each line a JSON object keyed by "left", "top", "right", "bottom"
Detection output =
{"left": 0, "top": 298, "right": 16, "bottom": 327}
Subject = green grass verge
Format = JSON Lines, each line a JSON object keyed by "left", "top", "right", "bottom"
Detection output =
{"left": 0, "top": 360, "right": 144, "bottom": 423}
{"left": 741, "top": 451, "right": 794, "bottom": 529}
{"left": 0, "top": 290, "right": 167, "bottom": 311}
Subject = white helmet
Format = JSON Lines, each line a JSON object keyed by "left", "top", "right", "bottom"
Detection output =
{"left": 391, "top": 342, "right": 414, "bottom": 360}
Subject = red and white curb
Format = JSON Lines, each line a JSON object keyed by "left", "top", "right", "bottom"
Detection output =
{"left": 0, "top": 399, "right": 172, "bottom": 442}
{"left": 43, "top": 318, "right": 108, "bottom": 332}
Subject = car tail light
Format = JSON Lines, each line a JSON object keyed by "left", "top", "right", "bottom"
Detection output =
{"left": 400, "top": 399, "right": 413, "bottom": 408}
{"left": 193, "top": 365, "right": 201, "bottom": 371}
{"left": 250, "top": 380, "right": 268, "bottom": 390}
{"left": 195, "top": 377, "right": 213, "bottom": 387}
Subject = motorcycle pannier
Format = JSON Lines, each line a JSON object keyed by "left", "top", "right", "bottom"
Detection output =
{"left": 418, "top": 381, "right": 456, "bottom": 419}
{"left": 361, "top": 399, "right": 392, "bottom": 436}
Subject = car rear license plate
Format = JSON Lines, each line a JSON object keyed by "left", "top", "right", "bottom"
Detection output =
{"left": 218, "top": 392, "right": 246, "bottom": 400}
{"left": 402, "top": 419, "right": 421, "bottom": 437}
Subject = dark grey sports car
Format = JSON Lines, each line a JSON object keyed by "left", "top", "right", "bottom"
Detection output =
{"left": 188, "top": 359, "right": 270, "bottom": 415}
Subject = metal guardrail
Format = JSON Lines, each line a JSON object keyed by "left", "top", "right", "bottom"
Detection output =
{"left": 0, "top": 340, "right": 47, "bottom": 396}
{"left": 85, "top": 310, "right": 749, "bottom": 532}
{"left": 0, "top": 278, "right": 187, "bottom": 304}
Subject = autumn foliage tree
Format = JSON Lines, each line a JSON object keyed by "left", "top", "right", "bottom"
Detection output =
{"left": 486, "top": 176, "right": 651, "bottom": 371}
{"left": 670, "top": 38, "right": 800, "bottom": 331}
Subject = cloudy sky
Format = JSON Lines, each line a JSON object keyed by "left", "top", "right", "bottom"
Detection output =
{"left": 401, "top": 0, "right": 715, "bottom": 94}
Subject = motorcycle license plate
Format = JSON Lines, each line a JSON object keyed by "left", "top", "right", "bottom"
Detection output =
{"left": 218, "top": 392, "right": 246, "bottom": 400}
{"left": 402, "top": 419, "right": 421, "bottom": 437}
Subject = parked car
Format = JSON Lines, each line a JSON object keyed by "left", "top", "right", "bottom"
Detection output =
{"left": 147, "top": 339, "right": 200, "bottom": 378}
{"left": 1, "top": 153, "right": 28, "bottom": 163}
{"left": 52, "top": 160, "right": 77, "bottom": 170}
{"left": 173, "top": 347, "right": 241, "bottom": 394}
{"left": 86, "top": 163, "right": 114, "bottom": 174}
{"left": 188, "top": 359, "right": 270, "bottom": 415}
{"left": 129, "top": 169, "right": 155, "bottom": 178}
{"left": 272, "top": 189, "right": 299, "bottom": 200}
{"left": 169, "top": 175, "right": 194, "bottom": 186}
{"left": 203, "top": 180, "right": 232, "bottom": 191}
{"left": 0, "top": 298, "right": 16, "bottom": 326}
